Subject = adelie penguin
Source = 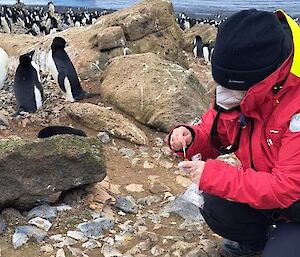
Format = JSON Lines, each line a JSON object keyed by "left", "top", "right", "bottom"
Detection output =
{"left": 47, "top": 36, "right": 99, "bottom": 102}
{"left": 13, "top": 50, "right": 44, "bottom": 116}
{"left": 193, "top": 35, "right": 203, "bottom": 58}
{"left": 0, "top": 47, "right": 9, "bottom": 89}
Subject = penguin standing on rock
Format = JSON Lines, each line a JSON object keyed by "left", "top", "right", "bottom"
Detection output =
{"left": 13, "top": 50, "right": 44, "bottom": 115}
{"left": 0, "top": 47, "right": 9, "bottom": 89}
{"left": 47, "top": 37, "right": 99, "bottom": 102}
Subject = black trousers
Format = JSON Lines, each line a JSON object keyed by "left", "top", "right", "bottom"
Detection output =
{"left": 201, "top": 193, "right": 300, "bottom": 257}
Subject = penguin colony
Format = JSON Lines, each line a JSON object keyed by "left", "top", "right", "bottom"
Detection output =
{"left": 0, "top": 2, "right": 109, "bottom": 35}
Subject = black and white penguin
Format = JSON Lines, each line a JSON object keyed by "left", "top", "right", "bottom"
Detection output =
{"left": 47, "top": 37, "right": 98, "bottom": 102}
{"left": 0, "top": 47, "right": 8, "bottom": 89}
{"left": 37, "top": 125, "right": 87, "bottom": 138}
{"left": 202, "top": 41, "right": 214, "bottom": 63}
{"left": 0, "top": 14, "right": 11, "bottom": 33}
{"left": 48, "top": 2, "right": 55, "bottom": 15}
{"left": 193, "top": 35, "right": 203, "bottom": 58}
{"left": 13, "top": 50, "right": 44, "bottom": 115}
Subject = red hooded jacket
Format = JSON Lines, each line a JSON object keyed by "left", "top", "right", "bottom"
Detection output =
{"left": 178, "top": 11, "right": 300, "bottom": 210}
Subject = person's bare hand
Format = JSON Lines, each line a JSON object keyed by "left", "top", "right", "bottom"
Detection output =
{"left": 178, "top": 160, "right": 206, "bottom": 184}
{"left": 170, "top": 126, "right": 193, "bottom": 151}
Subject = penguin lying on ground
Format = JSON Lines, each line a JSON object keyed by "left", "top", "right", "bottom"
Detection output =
{"left": 47, "top": 36, "right": 99, "bottom": 102}
{"left": 37, "top": 125, "right": 87, "bottom": 138}
{"left": 0, "top": 47, "right": 8, "bottom": 89}
{"left": 13, "top": 50, "right": 44, "bottom": 116}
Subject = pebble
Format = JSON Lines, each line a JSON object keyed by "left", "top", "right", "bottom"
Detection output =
{"left": 67, "top": 231, "right": 88, "bottom": 241}
{"left": 27, "top": 205, "right": 58, "bottom": 219}
{"left": 56, "top": 249, "right": 66, "bottom": 257}
{"left": 13, "top": 225, "right": 47, "bottom": 248}
{"left": 82, "top": 239, "right": 102, "bottom": 250}
{"left": 101, "top": 243, "right": 123, "bottom": 257}
{"left": 115, "top": 196, "right": 138, "bottom": 214}
{"left": 67, "top": 246, "right": 89, "bottom": 257}
{"left": 149, "top": 180, "right": 170, "bottom": 194}
{"left": 137, "top": 195, "right": 161, "bottom": 206}
{"left": 143, "top": 160, "right": 155, "bottom": 169}
{"left": 40, "top": 244, "right": 54, "bottom": 253}
{"left": 53, "top": 237, "right": 77, "bottom": 248}
{"left": 12, "top": 232, "right": 29, "bottom": 249}
{"left": 97, "top": 131, "right": 111, "bottom": 144}
{"left": 28, "top": 217, "right": 52, "bottom": 231}
{"left": 56, "top": 204, "right": 72, "bottom": 212}
{"left": 159, "top": 160, "right": 173, "bottom": 169}
{"left": 77, "top": 218, "right": 114, "bottom": 239}
{"left": 125, "top": 184, "right": 144, "bottom": 192}
{"left": 0, "top": 215, "right": 6, "bottom": 234}
{"left": 154, "top": 137, "right": 164, "bottom": 147}
{"left": 151, "top": 245, "right": 165, "bottom": 256}
{"left": 119, "top": 148, "right": 135, "bottom": 158}
{"left": 176, "top": 176, "right": 192, "bottom": 188}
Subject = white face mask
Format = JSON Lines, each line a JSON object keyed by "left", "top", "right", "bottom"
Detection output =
{"left": 216, "top": 85, "right": 247, "bottom": 110}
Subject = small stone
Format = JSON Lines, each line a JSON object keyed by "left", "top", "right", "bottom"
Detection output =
{"left": 1, "top": 208, "right": 23, "bottom": 224}
{"left": 77, "top": 218, "right": 114, "bottom": 239}
{"left": 13, "top": 233, "right": 29, "bottom": 249}
{"left": 56, "top": 249, "right": 66, "bottom": 257}
{"left": 143, "top": 160, "right": 155, "bottom": 169}
{"left": 67, "top": 231, "right": 88, "bottom": 241}
{"left": 154, "top": 137, "right": 164, "bottom": 147}
{"left": 176, "top": 176, "right": 192, "bottom": 188}
{"left": 27, "top": 205, "right": 57, "bottom": 219}
{"left": 125, "top": 184, "right": 144, "bottom": 192}
{"left": 50, "top": 234, "right": 63, "bottom": 242}
{"left": 137, "top": 231, "right": 158, "bottom": 242}
{"left": 137, "top": 195, "right": 161, "bottom": 206}
{"left": 101, "top": 243, "right": 122, "bottom": 257}
{"left": 40, "top": 244, "right": 54, "bottom": 253}
{"left": 159, "top": 160, "right": 173, "bottom": 169}
{"left": 67, "top": 246, "right": 89, "bottom": 257}
{"left": 153, "top": 224, "right": 162, "bottom": 230}
{"left": 119, "top": 148, "right": 135, "bottom": 158}
{"left": 185, "top": 246, "right": 208, "bottom": 257}
{"left": 53, "top": 237, "right": 77, "bottom": 248}
{"left": 149, "top": 180, "right": 170, "bottom": 194}
{"left": 82, "top": 239, "right": 102, "bottom": 250}
{"left": 151, "top": 245, "right": 165, "bottom": 256}
{"left": 115, "top": 196, "right": 138, "bottom": 214}
{"left": 161, "top": 146, "right": 173, "bottom": 157}
{"left": 28, "top": 217, "right": 52, "bottom": 231}
{"left": 97, "top": 132, "right": 111, "bottom": 144}
{"left": 0, "top": 215, "right": 6, "bottom": 234}
{"left": 56, "top": 204, "right": 72, "bottom": 212}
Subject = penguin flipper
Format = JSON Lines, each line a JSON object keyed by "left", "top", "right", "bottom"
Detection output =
{"left": 58, "top": 71, "right": 67, "bottom": 92}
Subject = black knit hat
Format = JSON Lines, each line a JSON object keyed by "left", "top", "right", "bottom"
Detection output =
{"left": 212, "top": 9, "right": 292, "bottom": 90}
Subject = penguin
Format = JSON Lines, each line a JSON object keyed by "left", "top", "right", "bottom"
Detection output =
{"left": 37, "top": 126, "right": 87, "bottom": 138}
{"left": 48, "top": 2, "right": 55, "bottom": 15}
{"left": 0, "top": 14, "right": 11, "bottom": 33}
{"left": 47, "top": 37, "right": 99, "bottom": 102}
{"left": 0, "top": 47, "right": 8, "bottom": 89}
{"left": 203, "top": 41, "right": 215, "bottom": 63}
{"left": 13, "top": 50, "right": 44, "bottom": 115}
{"left": 193, "top": 35, "right": 203, "bottom": 58}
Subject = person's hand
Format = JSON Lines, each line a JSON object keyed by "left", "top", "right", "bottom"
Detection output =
{"left": 178, "top": 160, "right": 205, "bottom": 184}
{"left": 170, "top": 126, "right": 193, "bottom": 151}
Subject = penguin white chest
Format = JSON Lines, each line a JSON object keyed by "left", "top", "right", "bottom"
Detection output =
{"left": 0, "top": 48, "right": 8, "bottom": 89}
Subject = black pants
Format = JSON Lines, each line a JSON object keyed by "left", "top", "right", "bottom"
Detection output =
{"left": 201, "top": 193, "right": 300, "bottom": 257}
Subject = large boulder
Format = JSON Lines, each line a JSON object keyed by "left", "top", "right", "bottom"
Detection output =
{"left": 99, "top": 53, "right": 210, "bottom": 132}
{"left": 65, "top": 103, "right": 148, "bottom": 145}
{"left": 0, "top": 136, "right": 106, "bottom": 210}
{"left": 90, "top": 0, "right": 187, "bottom": 67}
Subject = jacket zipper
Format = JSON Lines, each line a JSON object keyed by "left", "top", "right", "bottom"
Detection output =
{"left": 250, "top": 119, "right": 255, "bottom": 170}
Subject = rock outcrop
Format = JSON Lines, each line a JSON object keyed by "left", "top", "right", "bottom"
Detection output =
{"left": 100, "top": 53, "right": 209, "bottom": 132}
{"left": 65, "top": 103, "right": 148, "bottom": 145}
{"left": 0, "top": 136, "right": 106, "bottom": 210}
{"left": 90, "top": 0, "right": 187, "bottom": 67}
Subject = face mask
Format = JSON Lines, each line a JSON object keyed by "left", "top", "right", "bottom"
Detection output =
{"left": 216, "top": 85, "right": 247, "bottom": 110}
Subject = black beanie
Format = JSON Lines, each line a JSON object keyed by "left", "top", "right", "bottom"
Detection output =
{"left": 212, "top": 9, "right": 292, "bottom": 90}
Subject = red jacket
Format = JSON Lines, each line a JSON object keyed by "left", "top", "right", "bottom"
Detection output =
{"left": 180, "top": 11, "right": 300, "bottom": 209}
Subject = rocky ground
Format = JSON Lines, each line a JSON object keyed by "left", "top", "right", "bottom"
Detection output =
{"left": 0, "top": 0, "right": 244, "bottom": 256}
